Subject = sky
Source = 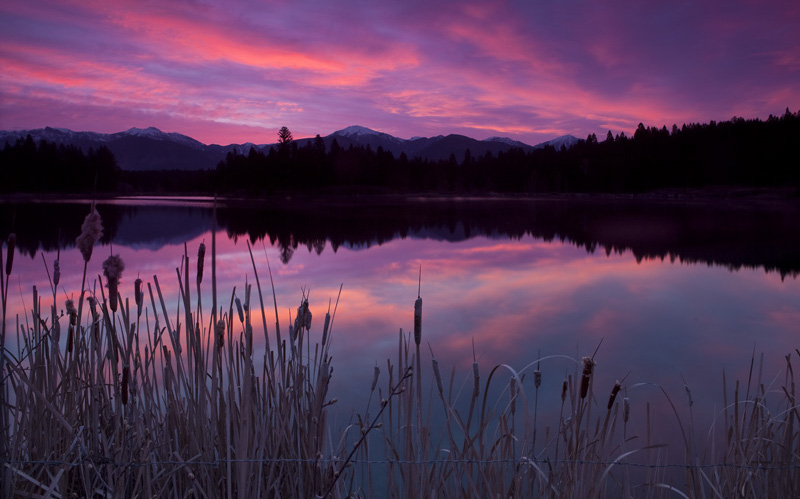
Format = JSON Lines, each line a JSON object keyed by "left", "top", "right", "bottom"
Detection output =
{"left": 1, "top": 0, "right": 799, "bottom": 146}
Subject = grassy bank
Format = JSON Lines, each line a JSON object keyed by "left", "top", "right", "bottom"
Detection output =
{"left": 1, "top": 207, "right": 799, "bottom": 498}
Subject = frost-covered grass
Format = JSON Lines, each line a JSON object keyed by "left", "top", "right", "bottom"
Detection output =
{"left": 1, "top": 207, "right": 799, "bottom": 498}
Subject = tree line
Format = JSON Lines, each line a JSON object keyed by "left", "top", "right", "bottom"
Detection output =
{"left": 3, "top": 110, "right": 799, "bottom": 195}
{"left": 1, "top": 135, "right": 119, "bottom": 193}
{"left": 216, "top": 109, "right": 800, "bottom": 195}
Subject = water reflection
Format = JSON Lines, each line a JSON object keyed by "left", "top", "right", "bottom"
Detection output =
{"left": 3, "top": 197, "right": 800, "bottom": 276}
{"left": 2, "top": 198, "right": 800, "bottom": 455}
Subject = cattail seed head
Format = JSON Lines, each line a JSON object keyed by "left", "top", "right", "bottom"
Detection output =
{"left": 5, "top": 233, "right": 16, "bottom": 276}
{"left": 607, "top": 380, "right": 622, "bottom": 410}
{"left": 53, "top": 259, "right": 60, "bottom": 286}
{"left": 623, "top": 397, "right": 630, "bottom": 423}
{"left": 66, "top": 299, "right": 77, "bottom": 326}
{"left": 413, "top": 296, "right": 422, "bottom": 346}
{"left": 76, "top": 208, "right": 103, "bottom": 262}
{"left": 215, "top": 319, "right": 225, "bottom": 348}
{"left": 134, "top": 278, "right": 143, "bottom": 317}
{"left": 102, "top": 254, "right": 125, "bottom": 313}
{"left": 580, "top": 356, "right": 595, "bottom": 399}
{"left": 534, "top": 369, "right": 542, "bottom": 389}
{"left": 66, "top": 326, "right": 74, "bottom": 353}
{"left": 196, "top": 242, "right": 205, "bottom": 284}
{"left": 121, "top": 366, "right": 130, "bottom": 405}
{"left": 561, "top": 378, "right": 568, "bottom": 403}
{"left": 235, "top": 297, "right": 244, "bottom": 323}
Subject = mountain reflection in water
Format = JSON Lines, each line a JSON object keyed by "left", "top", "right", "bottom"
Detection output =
{"left": 2, "top": 197, "right": 799, "bottom": 278}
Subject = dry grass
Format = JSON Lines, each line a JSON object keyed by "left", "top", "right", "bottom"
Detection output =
{"left": 1, "top": 208, "right": 799, "bottom": 498}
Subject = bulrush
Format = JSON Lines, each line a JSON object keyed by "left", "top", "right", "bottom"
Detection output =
{"left": 53, "top": 259, "right": 60, "bottom": 287}
{"left": 294, "top": 298, "right": 311, "bottom": 332}
{"left": 76, "top": 208, "right": 103, "bottom": 262}
{"left": 66, "top": 299, "right": 77, "bottom": 326}
{"left": 196, "top": 242, "right": 205, "bottom": 285}
{"left": 607, "top": 380, "right": 622, "bottom": 410}
{"left": 102, "top": 255, "right": 125, "bottom": 313}
{"left": 215, "top": 319, "right": 225, "bottom": 348}
{"left": 121, "top": 366, "right": 130, "bottom": 405}
{"left": 580, "top": 356, "right": 595, "bottom": 399}
{"left": 414, "top": 295, "right": 422, "bottom": 346}
{"left": 5, "top": 233, "right": 15, "bottom": 276}
{"left": 66, "top": 299, "right": 77, "bottom": 352}
{"left": 134, "top": 278, "right": 143, "bottom": 318}
{"left": 235, "top": 297, "right": 244, "bottom": 323}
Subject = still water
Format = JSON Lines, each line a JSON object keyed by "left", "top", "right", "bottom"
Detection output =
{"left": 2, "top": 196, "right": 800, "bottom": 453}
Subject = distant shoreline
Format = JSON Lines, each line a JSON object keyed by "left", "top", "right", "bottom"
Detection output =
{"left": 2, "top": 186, "right": 798, "bottom": 206}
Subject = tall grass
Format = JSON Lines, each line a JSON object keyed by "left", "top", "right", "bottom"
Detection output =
{"left": 1, "top": 210, "right": 799, "bottom": 497}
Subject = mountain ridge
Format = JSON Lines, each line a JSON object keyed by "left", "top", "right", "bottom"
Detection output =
{"left": 0, "top": 125, "right": 579, "bottom": 171}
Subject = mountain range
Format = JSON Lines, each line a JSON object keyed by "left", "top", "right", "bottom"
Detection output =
{"left": 0, "top": 125, "right": 579, "bottom": 171}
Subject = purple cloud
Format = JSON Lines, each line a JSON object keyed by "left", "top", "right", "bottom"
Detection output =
{"left": 1, "top": 0, "right": 798, "bottom": 145}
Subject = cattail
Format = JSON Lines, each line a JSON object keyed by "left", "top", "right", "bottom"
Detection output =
{"left": 66, "top": 327, "right": 74, "bottom": 353}
{"left": 235, "top": 297, "right": 244, "bottom": 323}
{"left": 534, "top": 369, "right": 542, "bottom": 389}
{"left": 196, "top": 242, "right": 205, "bottom": 284}
{"left": 303, "top": 301, "right": 312, "bottom": 330}
{"left": 580, "top": 356, "right": 594, "bottom": 399}
{"left": 5, "top": 233, "right": 15, "bottom": 276}
{"left": 53, "top": 258, "right": 60, "bottom": 286}
{"left": 472, "top": 362, "right": 480, "bottom": 398}
{"left": 66, "top": 299, "right": 77, "bottom": 326}
{"left": 413, "top": 296, "right": 422, "bottom": 346}
{"left": 685, "top": 384, "right": 694, "bottom": 407}
{"left": 561, "top": 378, "right": 568, "bottom": 403}
{"left": 121, "top": 366, "right": 130, "bottom": 405}
{"left": 66, "top": 298, "right": 77, "bottom": 352}
{"left": 102, "top": 254, "right": 125, "bottom": 313}
{"left": 321, "top": 311, "right": 331, "bottom": 346}
{"left": 623, "top": 397, "right": 630, "bottom": 423}
{"left": 371, "top": 365, "right": 380, "bottom": 391}
{"left": 432, "top": 358, "right": 444, "bottom": 396}
{"left": 607, "top": 380, "right": 622, "bottom": 410}
{"left": 76, "top": 208, "right": 103, "bottom": 262}
{"left": 246, "top": 323, "right": 253, "bottom": 353}
{"left": 215, "top": 319, "right": 225, "bottom": 348}
{"left": 88, "top": 296, "right": 100, "bottom": 338}
{"left": 134, "top": 278, "right": 143, "bottom": 318}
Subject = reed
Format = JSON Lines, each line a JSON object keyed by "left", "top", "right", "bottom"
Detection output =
{"left": 0, "top": 211, "right": 799, "bottom": 498}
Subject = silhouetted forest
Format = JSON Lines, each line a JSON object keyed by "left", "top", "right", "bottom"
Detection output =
{"left": 3, "top": 109, "right": 799, "bottom": 195}
{"left": 0, "top": 135, "right": 119, "bottom": 193}
{"left": 215, "top": 109, "right": 800, "bottom": 195}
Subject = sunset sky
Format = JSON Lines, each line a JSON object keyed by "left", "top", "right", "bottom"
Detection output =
{"left": 1, "top": 0, "right": 798, "bottom": 145}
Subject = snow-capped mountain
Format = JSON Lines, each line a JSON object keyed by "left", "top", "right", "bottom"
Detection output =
{"left": 534, "top": 134, "right": 580, "bottom": 150}
{"left": 0, "top": 125, "right": 580, "bottom": 170}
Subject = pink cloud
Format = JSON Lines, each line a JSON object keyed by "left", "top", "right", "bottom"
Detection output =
{"left": 1, "top": 0, "right": 799, "bottom": 145}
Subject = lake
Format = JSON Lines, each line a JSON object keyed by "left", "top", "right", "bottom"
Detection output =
{"left": 2, "top": 195, "right": 800, "bottom": 473}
